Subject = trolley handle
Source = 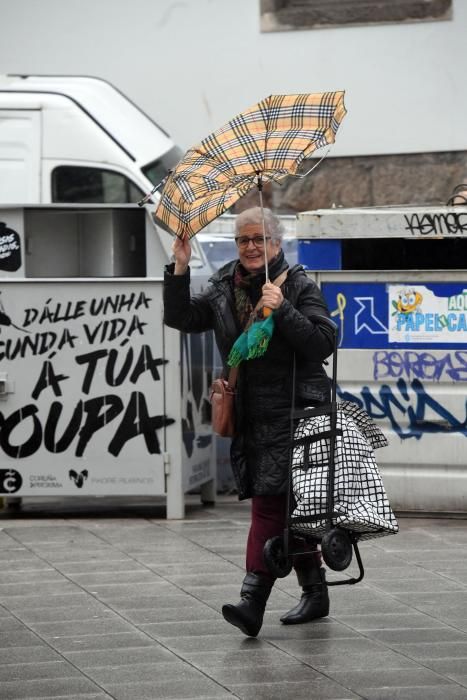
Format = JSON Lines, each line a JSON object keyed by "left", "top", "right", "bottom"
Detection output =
{"left": 309, "top": 314, "right": 339, "bottom": 402}
{"left": 309, "top": 314, "right": 339, "bottom": 527}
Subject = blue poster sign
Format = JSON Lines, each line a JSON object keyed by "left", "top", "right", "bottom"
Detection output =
{"left": 321, "top": 282, "right": 467, "bottom": 349}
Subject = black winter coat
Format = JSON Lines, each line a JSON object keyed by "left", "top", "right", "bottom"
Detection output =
{"left": 163, "top": 254, "right": 334, "bottom": 500}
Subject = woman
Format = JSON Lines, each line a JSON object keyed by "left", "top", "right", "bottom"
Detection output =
{"left": 163, "top": 207, "right": 334, "bottom": 637}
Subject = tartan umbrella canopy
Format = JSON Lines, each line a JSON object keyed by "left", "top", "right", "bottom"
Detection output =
{"left": 153, "top": 91, "right": 347, "bottom": 240}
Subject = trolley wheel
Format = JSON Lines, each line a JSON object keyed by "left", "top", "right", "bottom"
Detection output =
{"left": 263, "top": 536, "right": 293, "bottom": 578}
{"left": 321, "top": 528, "right": 353, "bottom": 571}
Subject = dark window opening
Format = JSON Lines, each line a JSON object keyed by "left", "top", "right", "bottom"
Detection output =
{"left": 24, "top": 208, "right": 147, "bottom": 278}
{"left": 260, "top": 0, "right": 452, "bottom": 32}
{"left": 342, "top": 237, "right": 467, "bottom": 270}
{"left": 141, "top": 145, "right": 184, "bottom": 189}
{"left": 52, "top": 166, "right": 144, "bottom": 204}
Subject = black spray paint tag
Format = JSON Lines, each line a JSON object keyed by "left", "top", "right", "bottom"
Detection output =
{"left": 0, "top": 222, "right": 22, "bottom": 272}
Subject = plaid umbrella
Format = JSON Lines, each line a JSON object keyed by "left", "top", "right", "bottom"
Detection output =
{"left": 153, "top": 92, "right": 346, "bottom": 239}
{"left": 154, "top": 92, "right": 346, "bottom": 367}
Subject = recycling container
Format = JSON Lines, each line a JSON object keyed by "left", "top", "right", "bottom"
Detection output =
{"left": 0, "top": 204, "right": 215, "bottom": 518}
{"left": 297, "top": 205, "right": 467, "bottom": 514}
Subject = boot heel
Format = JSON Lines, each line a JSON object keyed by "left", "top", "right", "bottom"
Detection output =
{"left": 222, "top": 603, "right": 261, "bottom": 637}
{"left": 222, "top": 573, "right": 273, "bottom": 637}
{"left": 281, "top": 566, "right": 329, "bottom": 625}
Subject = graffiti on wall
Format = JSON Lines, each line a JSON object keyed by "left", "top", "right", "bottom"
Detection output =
{"left": 339, "top": 373, "right": 467, "bottom": 441}
{"left": 373, "top": 350, "right": 467, "bottom": 382}
{"left": 404, "top": 212, "right": 467, "bottom": 237}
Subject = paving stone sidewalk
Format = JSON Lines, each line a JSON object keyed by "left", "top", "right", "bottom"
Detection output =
{"left": 1, "top": 495, "right": 467, "bottom": 700}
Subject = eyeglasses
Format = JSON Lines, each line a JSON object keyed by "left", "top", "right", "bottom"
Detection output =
{"left": 235, "top": 235, "right": 271, "bottom": 249}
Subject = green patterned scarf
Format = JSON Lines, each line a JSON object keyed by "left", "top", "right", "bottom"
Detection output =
{"left": 227, "top": 255, "right": 285, "bottom": 367}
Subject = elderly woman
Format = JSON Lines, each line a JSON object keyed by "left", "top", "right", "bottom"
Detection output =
{"left": 163, "top": 206, "right": 334, "bottom": 637}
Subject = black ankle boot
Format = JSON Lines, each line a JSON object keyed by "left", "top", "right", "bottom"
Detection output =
{"left": 280, "top": 562, "right": 329, "bottom": 625}
{"left": 222, "top": 572, "right": 274, "bottom": 637}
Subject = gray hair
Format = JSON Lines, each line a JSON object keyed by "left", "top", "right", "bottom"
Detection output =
{"left": 235, "top": 207, "right": 284, "bottom": 242}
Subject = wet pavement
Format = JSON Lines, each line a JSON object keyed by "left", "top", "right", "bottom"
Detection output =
{"left": 1, "top": 494, "right": 467, "bottom": 700}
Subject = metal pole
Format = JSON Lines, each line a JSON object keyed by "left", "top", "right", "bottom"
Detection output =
{"left": 257, "top": 173, "right": 269, "bottom": 282}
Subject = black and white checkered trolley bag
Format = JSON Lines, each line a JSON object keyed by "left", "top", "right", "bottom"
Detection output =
{"left": 263, "top": 319, "right": 398, "bottom": 585}
{"left": 292, "top": 400, "right": 398, "bottom": 541}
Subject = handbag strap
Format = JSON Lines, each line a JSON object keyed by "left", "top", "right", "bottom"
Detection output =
{"left": 226, "top": 366, "right": 239, "bottom": 388}
{"left": 227, "top": 268, "right": 289, "bottom": 389}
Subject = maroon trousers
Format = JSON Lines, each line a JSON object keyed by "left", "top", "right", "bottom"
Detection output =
{"left": 246, "top": 494, "right": 321, "bottom": 577}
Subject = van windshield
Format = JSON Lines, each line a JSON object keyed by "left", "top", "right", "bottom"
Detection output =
{"left": 142, "top": 146, "right": 183, "bottom": 187}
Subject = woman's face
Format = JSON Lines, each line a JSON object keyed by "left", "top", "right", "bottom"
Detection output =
{"left": 235, "top": 223, "right": 281, "bottom": 273}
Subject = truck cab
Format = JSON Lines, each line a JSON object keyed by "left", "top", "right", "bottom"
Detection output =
{"left": 0, "top": 74, "right": 182, "bottom": 205}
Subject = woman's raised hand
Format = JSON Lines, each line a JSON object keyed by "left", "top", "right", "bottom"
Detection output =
{"left": 172, "top": 235, "right": 191, "bottom": 274}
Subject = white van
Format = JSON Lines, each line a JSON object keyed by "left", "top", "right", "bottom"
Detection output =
{"left": 0, "top": 74, "right": 182, "bottom": 205}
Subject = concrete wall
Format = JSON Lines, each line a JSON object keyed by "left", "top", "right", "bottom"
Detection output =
{"left": 0, "top": 0, "right": 464, "bottom": 157}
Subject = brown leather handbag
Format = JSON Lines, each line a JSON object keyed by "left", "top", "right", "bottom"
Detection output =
{"left": 210, "top": 368, "right": 238, "bottom": 438}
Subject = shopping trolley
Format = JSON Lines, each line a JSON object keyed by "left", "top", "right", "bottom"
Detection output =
{"left": 263, "top": 317, "right": 398, "bottom": 586}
